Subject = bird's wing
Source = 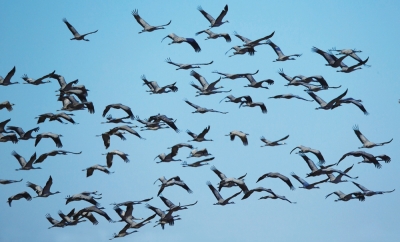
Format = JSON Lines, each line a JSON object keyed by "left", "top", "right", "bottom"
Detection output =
{"left": 197, "top": 6, "right": 215, "bottom": 23}
{"left": 132, "top": 9, "right": 151, "bottom": 28}
{"left": 63, "top": 18, "right": 79, "bottom": 36}
{"left": 352, "top": 125, "right": 370, "bottom": 145}
{"left": 185, "top": 99, "right": 201, "bottom": 109}
{"left": 214, "top": 4, "right": 228, "bottom": 24}
{"left": 198, "top": 125, "right": 210, "bottom": 138}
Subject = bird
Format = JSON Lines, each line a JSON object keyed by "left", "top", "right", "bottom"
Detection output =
{"left": 326, "top": 165, "right": 358, "bottom": 184}
{"left": 352, "top": 125, "right": 393, "bottom": 149}
{"left": 258, "top": 189, "right": 296, "bottom": 203}
{"left": 101, "top": 115, "right": 132, "bottom": 124}
{"left": 269, "top": 94, "right": 313, "bottom": 102}
{"left": 187, "top": 126, "right": 213, "bottom": 142}
{"left": 277, "top": 68, "right": 306, "bottom": 86}
{"left": 184, "top": 99, "right": 227, "bottom": 114}
{"left": 57, "top": 95, "right": 95, "bottom": 114}
{"left": 195, "top": 29, "right": 231, "bottom": 42}
{"left": 311, "top": 46, "right": 350, "bottom": 67}
{"left": 307, "top": 89, "right": 348, "bottom": 110}
{"left": 291, "top": 172, "right": 328, "bottom": 189}
{"left": 110, "top": 226, "right": 138, "bottom": 240}
{"left": 238, "top": 95, "right": 267, "bottom": 114}
{"left": 233, "top": 31, "right": 275, "bottom": 47}
{"left": 206, "top": 181, "right": 241, "bottom": 205}
{"left": 187, "top": 148, "right": 211, "bottom": 158}
{"left": 181, "top": 157, "right": 215, "bottom": 167}
{"left": 265, "top": 40, "right": 301, "bottom": 61}
{"left": 35, "top": 132, "right": 63, "bottom": 148}
{"left": 256, "top": 172, "right": 295, "bottom": 190}
{"left": 26, "top": 176, "right": 60, "bottom": 198}
{"left": 260, "top": 135, "right": 289, "bottom": 147}
{"left": 0, "top": 118, "right": 12, "bottom": 133}
{"left": 102, "top": 103, "right": 134, "bottom": 120}
{"left": 96, "top": 130, "right": 127, "bottom": 149}
{"left": 210, "top": 165, "right": 247, "bottom": 191}
{"left": 159, "top": 195, "right": 197, "bottom": 212}
{"left": 75, "top": 206, "right": 115, "bottom": 223}
{"left": 352, "top": 182, "right": 395, "bottom": 197}
{"left": 7, "top": 191, "right": 32, "bottom": 207}
{"left": 113, "top": 205, "right": 143, "bottom": 224}
{"left": 45, "top": 213, "right": 67, "bottom": 229}
{"left": 147, "top": 114, "right": 180, "bottom": 133}
{"left": 0, "top": 101, "right": 15, "bottom": 111}
{"left": 62, "top": 18, "right": 98, "bottom": 41}
{"left": 154, "top": 176, "right": 192, "bottom": 196}
{"left": 0, "top": 133, "right": 19, "bottom": 144}
{"left": 65, "top": 192, "right": 102, "bottom": 206}
{"left": 145, "top": 203, "right": 181, "bottom": 229}
{"left": 49, "top": 73, "right": 78, "bottom": 92}
{"left": 21, "top": 70, "right": 54, "bottom": 85}
{"left": 197, "top": 4, "right": 229, "bottom": 28}
{"left": 165, "top": 58, "right": 213, "bottom": 70}
{"left": 219, "top": 95, "right": 247, "bottom": 104}
{"left": 36, "top": 112, "right": 77, "bottom": 124}
{"left": 141, "top": 75, "right": 178, "bottom": 94}
{"left": 290, "top": 145, "right": 326, "bottom": 164}
{"left": 83, "top": 165, "right": 114, "bottom": 177}
{"left": 225, "top": 45, "right": 256, "bottom": 57}
{"left": 290, "top": 75, "right": 329, "bottom": 89}
{"left": 162, "top": 33, "right": 201, "bottom": 52}
{"left": 72, "top": 211, "right": 99, "bottom": 226}
{"left": 217, "top": 178, "right": 271, "bottom": 200}
{"left": 225, "top": 130, "right": 249, "bottom": 146}
{"left": 331, "top": 98, "right": 369, "bottom": 115}
{"left": 108, "top": 125, "right": 145, "bottom": 140}
{"left": 212, "top": 70, "right": 259, "bottom": 80}
{"left": 329, "top": 47, "right": 370, "bottom": 66}
{"left": 131, "top": 9, "right": 171, "bottom": 34}
{"left": 57, "top": 209, "right": 87, "bottom": 227}
{"left": 11, "top": 151, "right": 41, "bottom": 171}
{"left": 190, "top": 70, "right": 228, "bottom": 94}
{"left": 325, "top": 190, "right": 365, "bottom": 202}
{"left": 300, "top": 83, "right": 342, "bottom": 92}
{"left": 154, "top": 150, "right": 181, "bottom": 163}
{"left": 6, "top": 126, "right": 39, "bottom": 140}
{"left": 0, "top": 66, "right": 18, "bottom": 86}
{"left": 336, "top": 150, "right": 390, "bottom": 169}
{"left": 337, "top": 57, "right": 369, "bottom": 73}
{"left": 0, "top": 178, "right": 23, "bottom": 185}
{"left": 242, "top": 73, "right": 274, "bottom": 89}
{"left": 34, "top": 150, "right": 82, "bottom": 164}
{"left": 102, "top": 150, "right": 129, "bottom": 168}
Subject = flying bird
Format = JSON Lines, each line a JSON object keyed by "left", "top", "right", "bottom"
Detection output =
{"left": 102, "top": 150, "right": 129, "bottom": 168}
{"left": 131, "top": 9, "right": 171, "bottom": 34}
{"left": 82, "top": 164, "right": 114, "bottom": 177}
{"left": 331, "top": 98, "right": 369, "bottom": 115}
{"left": 336, "top": 150, "right": 390, "bottom": 169}
{"left": 311, "top": 46, "right": 350, "bottom": 68}
{"left": 0, "top": 66, "right": 18, "bottom": 86}
{"left": 256, "top": 172, "right": 295, "bottom": 190}
{"left": 12, "top": 151, "right": 41, "bottom": 171}
{"left": 195, "top": 29, "right": 231, "bottom": 42}
{"left": 26, "top": 176, "right": 60, "bottom": 198}
{"left": 7, "top": 191, "right": 32, "bottom": 207}
{"left": 0, "top": 101, "right": 15, "bottom": 111}
{"left": 206, "top": 181, "right": 241, "bottom": 205}
{"left": 141, "top": 75, "right": 178, "bottom": 94}
{"left": 352, "top": 125, "right": 393, "bottom": 149}
{"left": 307, "top": 89, "right": 348, "bottom": 110}
{"left": 21, "top": 70, "right": 55, "bottom": 85}
{"left": 269, "top": 94, "right": 313, "bottom": 102}
{"left": 162, "top": 33, "right": 201, "bottom": 52}
{"left": 181, "top": 157, "right": 215, "bottom": 167}
{"left": 154, "top": 176, "right": 192, "bottom": 196}
{"left": 260, "top": 135, "right": 289, "bottom": 147}
{"left": 197, "top": 4, "right": 229, "bottom": 28}
{"left": 184, "top": 99, "right": 227, "bottom": 114}
{"left": 35, "top": 132, "right": 63, "bottom": 148}
{"left": 239, "top": 95, "right": 267, "bottom": 114}
{"left": 0, "top": 178, "right": 23, "bottom": 185}
{"left": 225, "top": 130, "right": 249, "bottom": 146}
{"left": 165, "top": 58, "right": 213, "bottom": 70}
{"left": 291, "top": 172, "right": 328, "bottom": 189}
{"left": 62, "top": 18, "right": 98, "bottom": 41}
{"left": 34, "top": 150, "right": 82, "bottom": 164}
{"left": 290, "top": 145, "right": 326, "bottom": 164}
{"left": 266, "top": 40, "right": 301, "bottom": 61}
{"left": 36, "top": 112, "right": 77, "bottom": 124}
{"left": 103, "top": 103, "right": 134, "bottom": 120}
{"left": 233, "top": 31, "right": 275, "bottom": 47}
{"left": 187, "top": 125, "right": 213, "bottom": 142}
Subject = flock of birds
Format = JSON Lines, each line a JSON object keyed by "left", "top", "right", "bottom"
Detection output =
{"left": 0, "top": 4, "right": 395, "bottom": 240}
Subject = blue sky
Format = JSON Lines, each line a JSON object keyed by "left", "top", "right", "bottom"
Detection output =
{"left": 1, "top": 1, "right": 400, "bottom": 241}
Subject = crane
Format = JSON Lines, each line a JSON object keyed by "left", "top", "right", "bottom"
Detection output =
{"left": 162, "top": 33, "right": 201, "bottom": 52}
{"left": 62, "top": 18, "right": 97, "bottom": 41}
{"left": 197, "top": 4, "right": 229, "bottom": 28}
{"left": 353, "top": 125, "right": 393, "bottom": 149}
{"left": 26, "top": 176, "right": 60, "bottom": 198}
{"left": 225, "top": 130, "right": 249, "bottom": 146}
{"left": 131, "top": 9, "right": 171, "bottom": 34}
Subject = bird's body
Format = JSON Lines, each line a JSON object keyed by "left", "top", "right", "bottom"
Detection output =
{"left": 162, "top": 33, "right": 201, "bottom": 52}
{"left": 132, "top": 9, "right": 171, "bottom": 34}
{"left": 187, "top": 148, "right": 211, "bottom": 158}
{"left": 62, "top": 18, "right": 97, "bottom": 41}
{"left": 184, "top": 99, "right": 227, "bottom": 114}
{"left": 239, "top": 95, "right": 267, "bottom": 114}
{"left": 141, "top": 75, "right": 178, "bottom": 94}
{"left": 0, "top": 101, "right": 15, "bottom": 111}
{"left": 307, "top": 89, "right": 348, "bottom": 111}
{"left": 26, "top": 176, "right": 60, "bottom": 198}
{"left": 225, "top": 130, "right": 249, "bottom": 145}
{"left": 7, "top": 191, "right": 32, "bottom": 206}
{"left": 260, "top": 135, "right": 289, "bottom": 147}
{"left": 353, "top": 125, "right": 393, "bottom": 149}
{"left": 12, "top": 151, "right": 41, "bottom": 171}
{"left": 0, "top": 178, "right": 23, "bottom": 185}
{"left": 266, "top": 40, "right": 301, "bottom": 61}
{"left": 35, "top": 132, "right": 63, "bottom": 148}
{"left": 21, "top": 70, "right": 54, "bottom": 85}
{"left": 0, "top": 66, "right": 18, "bottom": 86}
{"left": 83, "top": 164, "right": 114, "bottom": 177}
{"left": 197, "top": 5, "right": 229, "bottom": 28}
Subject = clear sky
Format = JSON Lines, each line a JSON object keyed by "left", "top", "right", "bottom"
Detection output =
{"left": 1, "top": 1, "right": 400, "bottom": 241}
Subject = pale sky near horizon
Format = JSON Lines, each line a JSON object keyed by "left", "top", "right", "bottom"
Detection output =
{"left": 1, "top": 1, "right": 400, "bottom": 241}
